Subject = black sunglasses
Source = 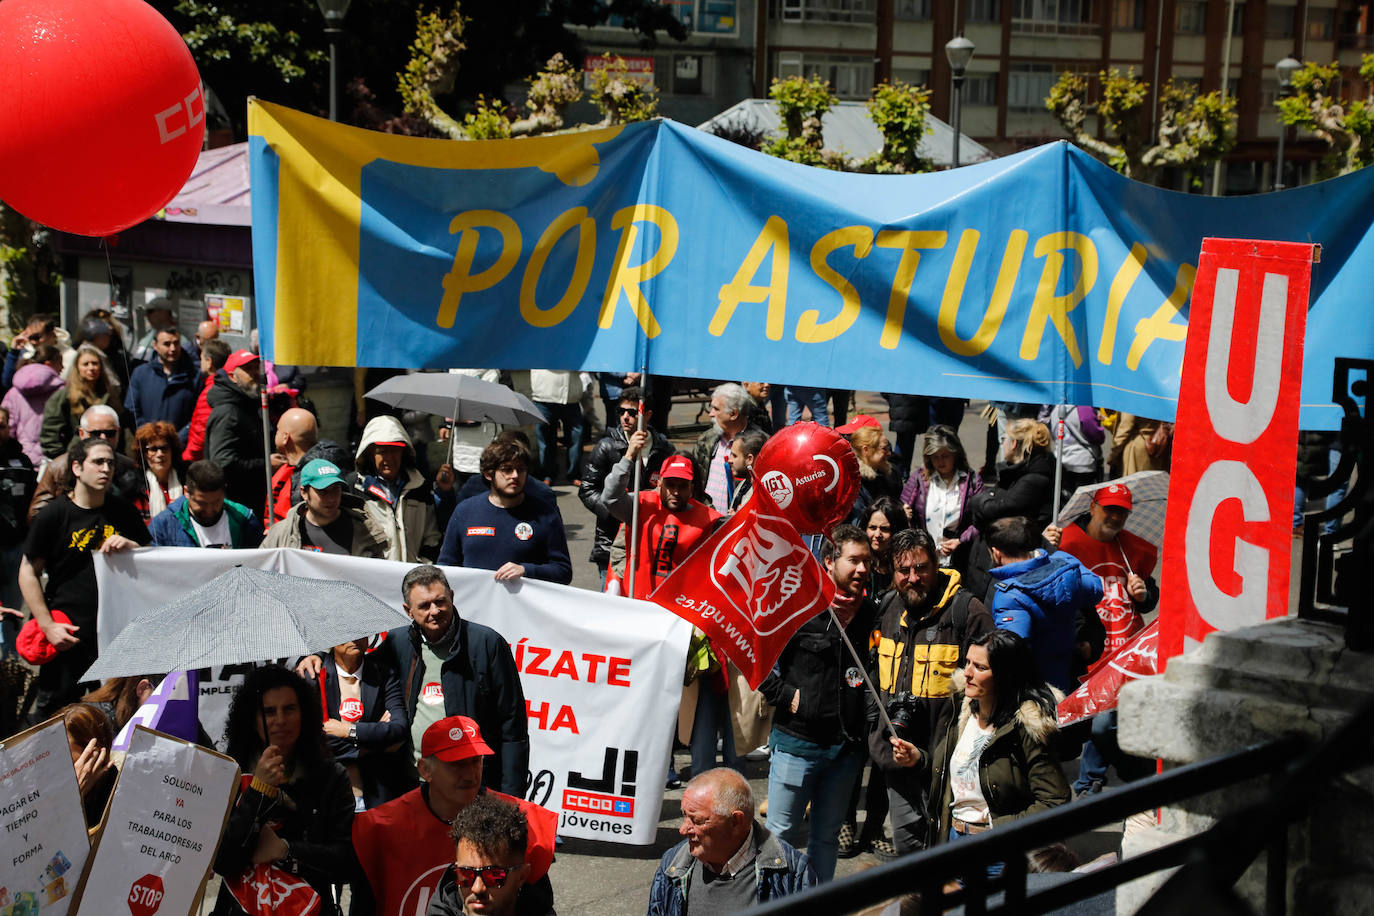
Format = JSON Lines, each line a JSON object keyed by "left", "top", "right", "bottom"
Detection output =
{"left": 86, "top": 428, "right": 119, "bottom": 439}
{"left": 454, "top": 863, "right": 525, "bottom": 888}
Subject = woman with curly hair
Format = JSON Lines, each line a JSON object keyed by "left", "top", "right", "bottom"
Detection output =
{"left": 900, "top": 426, "right": 985, "bottom": 569}
{"left": 212, "top": 666, "right": 354, "bottom": 916}
{"left": 39, "top": 344, "right": 126, "bottom": 459}
{"left": 132, "top": 421, "right": 183, "bottom": 521}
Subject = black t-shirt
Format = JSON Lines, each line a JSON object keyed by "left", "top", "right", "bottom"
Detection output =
{"left": 301, "top": 513, "right": 353, "bottom": 555}
{"left": 23, "top": 494, "right": 151, "bottom": 628}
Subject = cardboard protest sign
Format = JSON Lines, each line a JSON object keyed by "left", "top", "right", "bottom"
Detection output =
{"left": 0, "top": 718, "right": 90, "bottom": 915}
{"left": 70, "top": 726, "right": 238, "bottom": 916}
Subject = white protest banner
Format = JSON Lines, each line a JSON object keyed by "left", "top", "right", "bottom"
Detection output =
{"left": 71, "top": 726, "right": 238, "bottom": 916}
{"left": 0, "top": 718, "right": 89, "bottom": 915}
{"left": 95, "top": 547, "right": 692, "bottom": 844}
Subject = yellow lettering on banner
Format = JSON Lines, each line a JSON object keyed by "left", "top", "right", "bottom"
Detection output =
{"left": 1097, "top": 242, "right": 1148, "bottom": 365}
{"left": 598, "top": 205, "right": 676, "bottom": 338}
{"left": 1126, "top": 261, "right": 1194, "bottom": 370}
{"left": 436, "top": 210, "right": 522, "bottom": 329}
{"left": 796, "top": 226, "right": 875, "bottom": 343}
{"left": 1020, "top": 231, "right": 1098, "bottom": 367}
{"left": 711, "top": 215, "right": 790, "bottom": 340}
{"left": 520, "top": 207, "right": 596, "bottom": 328}
{"left": 937, "top": 229, "right": 1028, "bottom": 356}
{"left": 875, "top": 230, "right": 948, "bottom": 349}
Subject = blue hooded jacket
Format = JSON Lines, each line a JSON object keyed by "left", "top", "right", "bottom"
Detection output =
{"left": 989, "top": 551, "right": 1103, "bottom": 692}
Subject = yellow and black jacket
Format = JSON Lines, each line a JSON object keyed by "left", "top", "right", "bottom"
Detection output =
{"left": 868, "top": 568, "right": 992, "bottom": 771}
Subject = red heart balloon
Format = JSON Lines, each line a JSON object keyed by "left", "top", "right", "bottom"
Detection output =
{"left": 0, "top": 0, "right": 205, "bottom": 236}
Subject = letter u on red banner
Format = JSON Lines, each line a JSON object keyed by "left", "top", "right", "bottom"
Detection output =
{"left": 1158, "top": 238, "right": 1319, "bottom": 668}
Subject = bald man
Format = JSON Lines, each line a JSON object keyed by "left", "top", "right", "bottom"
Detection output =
{"left": 196, "top": 320, "right": 220, "bottom": 348}
{"left": 268, "top": 408, "right": 319, "bottom": 526}
{"left": 649, "top": 768, "right": 817, "bottom": 913}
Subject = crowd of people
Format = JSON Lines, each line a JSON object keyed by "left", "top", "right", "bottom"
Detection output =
{"left": 0, "top": 308, "right": 1192, "bottom": 914}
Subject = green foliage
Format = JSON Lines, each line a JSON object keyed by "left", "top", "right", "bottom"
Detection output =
{"left": 1046, "top": 67, "right": 1235, "bottom": 183}
{"left": 861, "top": 81, "right": 933, "bottom": 174}
{"left": 1277, "top": 57, "right": 1374, "bottom": 177}
{"left": 0, "top": 205, "right": 59, "bottom": 331}
{"left": 512, "top": 54, "right": 584, "bottom": 136}
{"left": 762, "top": 76, "right": 837, "bottom": 168}
{"left": 464, "top": 97, "right": 512, "bottom": 139}
{"left": 399, "top": 4, "right": 468, "bottom": 139}
{"left": 588, "top": 54, "right": 660, "bottom": 125}
{"left": 174, "top": 1, "right": 320, "bottom": 81}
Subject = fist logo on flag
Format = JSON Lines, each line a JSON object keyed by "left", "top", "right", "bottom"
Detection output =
{"left": 651, "top": 485, "right": 835, "bottom": 687}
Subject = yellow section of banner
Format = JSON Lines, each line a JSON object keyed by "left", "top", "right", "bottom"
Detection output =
{"left": 247, "top": 100, "right": 624, "bottom": 366}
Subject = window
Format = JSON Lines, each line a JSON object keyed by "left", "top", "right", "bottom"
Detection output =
{"left": 1175, "top": 0, "right": 1205, "bottom": 33}
{"left": 964, "top": 73, "right": 998, "bottom": 105}
{"left": 1012, "top": 0, "right": 1097, "bottom": 35}
{"left": 892, "top": 67, "right": 930, "bottom": 87}
{"left": 1266, "top": 3, "right": 1295, "bottom": 38}
{"left": 895, "top": 0, "right": 929, "bottom": 19}
{"left": 1307, "top": 7, "right": 1334, "bottom": 41}
{"left": 775, "top": 52, "right": 875, "bottom": 98}
{"left": 1007, "top": 62, "right": 1058, "bottom": 110}
{"left": 1113, "top": 0, "right": 1143, "bottom": 30}
{"left": 967, "top": 0, "right": 1000, "bottom": 22}
{"left": 777, "top": 0, "right": 875, "bottom": 23}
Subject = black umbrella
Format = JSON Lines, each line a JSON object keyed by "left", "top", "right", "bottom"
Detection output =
{"left": 365, "top": 372, "right": 544, "bottom": 426}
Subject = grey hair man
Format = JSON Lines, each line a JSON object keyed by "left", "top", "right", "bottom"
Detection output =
{"left": 691, "top": 382, "right": 768, "bottom": 508}
{"left": 648, "top": 768, "right": 817, "bottom": 914}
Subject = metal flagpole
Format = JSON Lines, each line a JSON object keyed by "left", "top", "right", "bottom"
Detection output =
{"left": 827, "top": 607, "right": 897, "bottom": 737}
{"left": 1052, "top": 405, "right": 1067, "bottom": 521}
{"left": 626, "top": 369, "right": 648, "bottom": 599}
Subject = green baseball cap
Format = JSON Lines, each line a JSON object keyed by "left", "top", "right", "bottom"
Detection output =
{"left": 300, "top": 459, "right": 344, "bottom": 490}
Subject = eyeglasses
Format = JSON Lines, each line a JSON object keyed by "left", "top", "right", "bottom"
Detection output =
{"left": 144, "top": 443, "right": 170, "bottom": 453}
{"left": 454, "top": 863, "right": 525, "bottom": 888}
{"left": 86, "top": 428, "right": 119, "bottom": 439}
{"left": 617, "top": 407, "right": 640, "bottom": 416}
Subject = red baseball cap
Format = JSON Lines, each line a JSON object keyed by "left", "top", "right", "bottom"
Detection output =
{"left": 223, "top": 350, "right": 259, "bottom": 374}
{"left": 1094, "top": 483, "right": 1133, "bottom": 510}
{"left": 372, "top": 441, "right": 408, "bottom": 448}
{"left": 421, "top": 715, "right": 493, "bottom": 762}
{"left": 16, "top": 610, "right": 73, "bottom": 666}
{"left": 660, "top": 455, "right": 695, "bottom": 482}
{"left": 835, "top": 415, "right": 881, "bottom": 435}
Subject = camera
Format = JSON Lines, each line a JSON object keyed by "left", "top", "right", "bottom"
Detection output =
{"left": 886, "top": 691, "right": 921, "bottom": 740}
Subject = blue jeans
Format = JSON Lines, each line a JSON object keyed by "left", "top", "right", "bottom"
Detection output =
{"left": 946, "top": 826, "right": 1004, "bottom": 879}
{"left": 689, "top": 685, "right": 741, "bottom": 778}
{"left": 535, "top": 401, "right": 584, "bottom": 481}
{"left": 765, "top": 739, "right": 864, "bottom": 881}
{"left": 784, "top": 386, "right": 830, "bottom": 427}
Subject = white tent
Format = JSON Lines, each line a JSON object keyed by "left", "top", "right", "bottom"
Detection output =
{"left": 698, "top": 98, "right": 993, "bottom": 168}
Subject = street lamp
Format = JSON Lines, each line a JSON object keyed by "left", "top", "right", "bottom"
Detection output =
{"left": 1273, "top": 55, "right": 1302, "bottom": 191}
{"left": 317, "top": 0, "right": 353, "bottom": 122}
{"left": 945, "top": 34, "right": 975, "bottom": 168}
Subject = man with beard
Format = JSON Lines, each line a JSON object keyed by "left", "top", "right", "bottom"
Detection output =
{"left": 868, "top": 526, "right": 992, "bottom": 854}
{"left": 1056, "top": 482, "right": 1158, "bottom": 795}
{"left": 758, "top": 525, "right": 877, "bottom": 882}
{"left": 691, "top": 383, "right": 767, "bottom": 510}
{"left": 204, "top": 350, "right": 267, "bottom": 512}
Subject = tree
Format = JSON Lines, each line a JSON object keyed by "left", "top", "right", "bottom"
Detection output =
{"left": 1277, "top": 57, "right": 1374, "bottom": 178}
{"left": 0, "top": 205, "right": 60, "bottom": 332}
{"left": 1046, "top": 68, "right": 1237, "bottom": 182}
{"left": 859, "top": 81, "right": 933, "bottom": 174}
{"left": 761, "top": 75, "right": 841, "bottom": 169}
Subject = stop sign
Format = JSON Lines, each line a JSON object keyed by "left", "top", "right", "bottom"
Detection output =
{"left": 128, "top": 873, "right": 165, "bottom": 916}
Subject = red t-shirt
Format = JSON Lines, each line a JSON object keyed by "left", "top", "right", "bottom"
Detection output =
{"left": 1059, "top": 525, "right": 1158, "bottom": 655}
{"left": 352, "top": 786, "right": 556, "bottom": 916}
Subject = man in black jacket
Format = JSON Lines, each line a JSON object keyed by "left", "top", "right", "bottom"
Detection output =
{"left": 204, "top": 349, "right": 267, "bottom": 514}
{"left": 577, "top": 386, "right": 675, "bottom": 582}
{"left": 759, "top": 524, "right": 876, "bottom": 882}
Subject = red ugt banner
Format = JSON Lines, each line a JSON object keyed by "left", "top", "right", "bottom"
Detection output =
{"left": 1158, "top": 238, "right": 1318, "bottom": 668}
{"left": 649, "top": 485, "right": 835, "bottom": 688}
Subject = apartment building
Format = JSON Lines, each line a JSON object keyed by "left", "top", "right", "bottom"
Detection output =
{"left": 582, "top": 0, "right": 1374, "bottom": 192}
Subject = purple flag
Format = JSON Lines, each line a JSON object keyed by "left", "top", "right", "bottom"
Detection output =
{"left": 112, "top": 669, "right": 200, "bottom": 751}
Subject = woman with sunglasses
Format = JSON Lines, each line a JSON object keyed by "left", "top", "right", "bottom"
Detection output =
{"left": 132, "top": 421, "right": 183, "bottom": 522}
{"left": 211, "top": 666, "right": 354, "bottom": 916}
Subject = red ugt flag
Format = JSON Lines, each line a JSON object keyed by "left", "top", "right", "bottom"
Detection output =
{"left": 649, "top": 486, "right": 835, "bottom": 688}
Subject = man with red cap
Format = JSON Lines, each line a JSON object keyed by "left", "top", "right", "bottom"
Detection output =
{"left": 603, "top": 440, "right": 722, "bottom": 601}
{"left": 204, "top": 348, "right": 268, "bottom": 513}
{"left": 350, "top": 714, "right": 557, "bottom": 916}
{"left": 1057, "top": 481, "right": 1159, "bottom": 795}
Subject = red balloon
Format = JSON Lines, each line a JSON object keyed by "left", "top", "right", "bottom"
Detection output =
{"left": 753, "top": 423, "right": 860, "bottom": 535}
{"left": 0, "top": 0, "right": 205, "bottom": 236}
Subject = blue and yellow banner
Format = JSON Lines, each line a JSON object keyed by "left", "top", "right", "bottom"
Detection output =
{"left": 249, "top": 99, "right": 1373, "bottom": 428}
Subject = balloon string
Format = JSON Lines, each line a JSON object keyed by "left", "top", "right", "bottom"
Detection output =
{"left": 99, "top": 238, "right": 143, "bottom": 473}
